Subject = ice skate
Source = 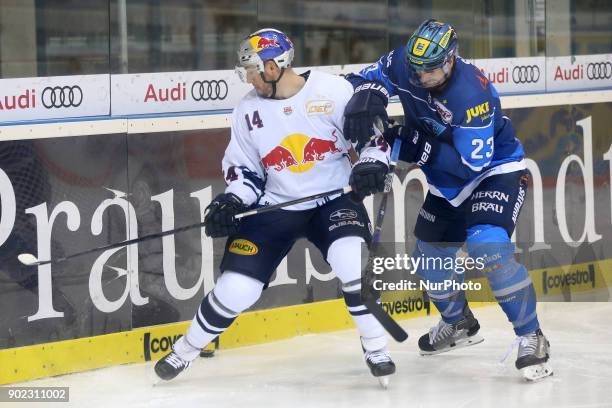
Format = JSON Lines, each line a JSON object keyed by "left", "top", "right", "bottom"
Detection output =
{"left": 154, "top": 336, "right": 200, "bottom": 381}
{"left": 418, "top": 304, "right": 484, "bottom": 355}
{"left": 154, "top": 351, "right": 191, "bottom": 381}
{"left": 364, "top": 348, "right": 396, "bottom": 389}
{"left": 515, "top": 329, "right": 553, "bottom": 381}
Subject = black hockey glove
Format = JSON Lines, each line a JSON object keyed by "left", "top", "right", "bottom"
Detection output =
{"left": 204, "top": 193, "right": 248, "bottom": 238}
{"left": 349, "top": 158, "right": 389, "bottom": 202}
{"left": 383, "top": 123, "right": 439, "bottom": 167}
{"left": 343, "top": 78, "right": 390, "bottom": 147}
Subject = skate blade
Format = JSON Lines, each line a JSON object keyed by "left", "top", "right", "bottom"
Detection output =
{"left": 521, "top": 362, "right": 553, "bottom": 381}
{"left": 150, "top": 369, "right": 165, "bottom": 387}
{"left": 419, "top": 334, "right": 484, "bottom": 356}
{"left": 377, "top": 375, "right": 390, "bottom": 389}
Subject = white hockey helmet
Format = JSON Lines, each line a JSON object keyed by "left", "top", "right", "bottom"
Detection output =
{"left": 235, "top": 28, "right": 294, "bottom": 83}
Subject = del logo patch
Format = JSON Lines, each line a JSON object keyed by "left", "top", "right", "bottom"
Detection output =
{"left": 306, "top": 100, "right": 335, "bottom": 115}
{"left": 229, "top": 239, "right": 259, "bottom": 255}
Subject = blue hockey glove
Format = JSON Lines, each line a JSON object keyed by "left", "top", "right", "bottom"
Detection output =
{"left": 383, "top": 123, "right": 438, "bottom": 167}
{"left": 343, "top": 78, "right": 390, "bottom": 146}
{"left": 349, "top": 158, "right": 389, "bottom": 202}
{"left": 204, "top": 193, "right": 248, "bottom": 238}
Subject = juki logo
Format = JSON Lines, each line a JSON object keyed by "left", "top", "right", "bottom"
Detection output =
{"left": 465, "top": 102, "right": 490, "bottom": 124}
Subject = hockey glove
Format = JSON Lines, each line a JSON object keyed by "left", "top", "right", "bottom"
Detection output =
{"left": 349, "top": 158, "right": 389, "bottom": 202}
{"left": 383, "top": 123, "right": 439, "bottom": 167}
{"left": 204, "top": 193, "right": 248, "bottom": 238}
{"left": 343, "top": 77, "right": 390, "bottom": 147}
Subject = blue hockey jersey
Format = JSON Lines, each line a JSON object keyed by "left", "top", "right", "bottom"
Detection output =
{"left": 352, "top": 47, "right": 525, "bottom": 206}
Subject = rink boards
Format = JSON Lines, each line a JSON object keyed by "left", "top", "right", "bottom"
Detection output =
{"left": 2, "top": 258, "right": 611, "bottom": 384}
{"left": 1, "top": 90, "right": 611, "bottom": 384}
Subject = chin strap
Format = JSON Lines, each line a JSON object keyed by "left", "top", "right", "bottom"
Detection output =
{"left": 260, "top": 67, "right": 286, "bottom": 99}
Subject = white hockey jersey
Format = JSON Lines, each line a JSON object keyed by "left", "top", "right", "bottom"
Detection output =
{"left": 223, "top": 70, "right": 389, "bottom": 211}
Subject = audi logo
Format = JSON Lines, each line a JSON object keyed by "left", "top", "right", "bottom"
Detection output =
{"left": 191, "top": 80, "right": 228, "bottom": 101}
{"left": 586, "top": 62, "right": 612, "bottom": 80}
{"left": 512, "top": 65, "right": 540, "bottom": 84}
{"left": 41, "top": 86, "right": 83, "bottom": 108}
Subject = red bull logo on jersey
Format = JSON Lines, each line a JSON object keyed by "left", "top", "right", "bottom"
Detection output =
{"left": 303, "top": 132, "right": 341, "bottom": 163}
{"left": 261, "top": 132, "right": 342, "bottom": 173}
{"left": 261, "top": 145, "right": 299, "bottom": 171}
{"left": 250, "top": 35, "right": 281, "bottom": 52}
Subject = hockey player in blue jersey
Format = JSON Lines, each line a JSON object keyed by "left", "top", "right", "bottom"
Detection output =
{"left": 342, "top": 19, "right": 552, "bottom": 381}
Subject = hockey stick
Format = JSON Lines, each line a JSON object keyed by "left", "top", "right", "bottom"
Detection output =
{"left": 235, "top": 186, "right": 350, "bottom": 219}
{"left": 17, "top": 186, "right": 352, "bottom": 267}
{"left": 361, "top": 137, "right": 409, "bottom": 342}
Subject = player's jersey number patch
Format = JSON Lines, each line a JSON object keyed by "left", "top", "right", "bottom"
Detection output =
{"left": 471, "top": 137, "right": 493, "bottom": 160}
{"left": 245, "top": 110, "right": 264, "bottom": 130}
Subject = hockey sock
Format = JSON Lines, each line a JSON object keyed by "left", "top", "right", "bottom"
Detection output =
{"left": 467, "top": 224, "right": 539, "bottom": 335}
{"left": 414, "top": 239, "right": 466, "bottom": 324}
{"left": 185, "top": 271, "right": 264, "bottom": 349}
{"left": 327, "top": 236, "right": 386, "bottom": 351}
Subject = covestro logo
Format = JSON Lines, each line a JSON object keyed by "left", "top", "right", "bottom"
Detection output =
{"left": 542, "top": 264, "right": 595, "bottom": 294}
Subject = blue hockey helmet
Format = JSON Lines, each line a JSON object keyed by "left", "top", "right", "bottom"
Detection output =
{"left": 406, "top": 19, "right": 458, "bottom": 87}
{"left": 235, "top": 28, "right": 294, "bottom": 83}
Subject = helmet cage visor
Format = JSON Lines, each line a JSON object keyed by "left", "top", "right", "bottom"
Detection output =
{"left": 407, "top": 56, "right": 454, "bottom": 88}
{"left": 234, "top": 28, "right": 294, "bottom": 83}
{"left": 235, "top": 38, "right": 266, "bottom": 83}
{"left": 235, "top": 62, "right": 261, "bottom": 83}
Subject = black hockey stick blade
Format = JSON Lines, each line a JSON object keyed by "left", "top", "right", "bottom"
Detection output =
{"left": 361, "top": 239, "right": 409, "bottom": 342}
{"left": 360, "top": 136, "right": 409, "bottom": 342}
{"left": 364, "top": 298, "right": 409, "bottom": 342}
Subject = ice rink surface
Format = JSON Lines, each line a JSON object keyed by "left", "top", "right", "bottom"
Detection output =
{"left": 13, "top": 302, "right": 612, "bottom": 408}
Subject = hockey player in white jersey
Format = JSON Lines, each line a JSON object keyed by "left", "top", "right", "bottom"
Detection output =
{"left": 155, "top": 28, "right": 395, "bottom": 387}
